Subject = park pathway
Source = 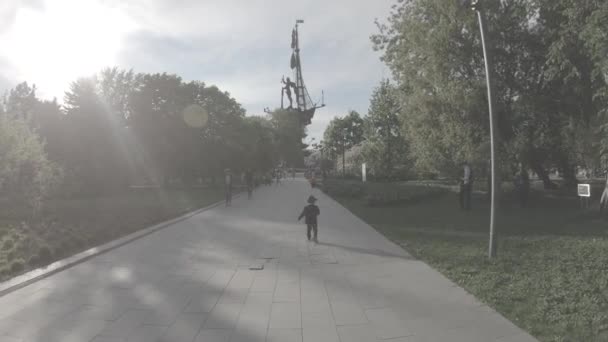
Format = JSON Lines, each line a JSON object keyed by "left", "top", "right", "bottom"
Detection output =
{"left": 0, "top": 178, "right": 538, "bottom": 342}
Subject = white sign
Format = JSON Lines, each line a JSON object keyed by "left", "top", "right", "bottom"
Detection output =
{"left": 362, "top": 163, "right": 367, "bottom": 182}
{"left": 577, "top": 184, "right": 591, "bottom": 197}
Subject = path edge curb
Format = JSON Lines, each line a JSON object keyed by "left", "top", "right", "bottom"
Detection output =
{"left": 0, "top": 195, "right": 236, "bottom": 298}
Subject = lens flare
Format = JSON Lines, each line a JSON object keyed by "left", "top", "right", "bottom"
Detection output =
{"left": 182, "top": 104, "right": 209, "bottom": 128}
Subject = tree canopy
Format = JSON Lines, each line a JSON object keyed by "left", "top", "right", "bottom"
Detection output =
{"left": 1, "top": 68, "right": 307, "bottom": 200}
{"left": 361, "top": 0, "right": 608, "bottom": 184}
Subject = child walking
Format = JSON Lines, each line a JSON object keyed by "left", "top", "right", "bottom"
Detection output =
{"left": 298, "top": 195, "right": 320, "bottom": 242}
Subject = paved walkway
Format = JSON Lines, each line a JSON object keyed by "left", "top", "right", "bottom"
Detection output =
{"left": 0, "top": 178, "right": 538, "bottom": 342}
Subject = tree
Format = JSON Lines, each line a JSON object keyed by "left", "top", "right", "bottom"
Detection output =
{"left": 364, "top": 79, "right": 408, "bottom": 178}
{"left": 241, "top": 116, "right": 277, "bottom": 172}
{"left": 127, "top": 73, "right": 248, "bottom": 184}
{"left": 534, "top": 0, "right": 608, "bottom": 184}
{"left": 372, "top": 0, "right": 608, "bottom": 187}
{"left": 338, "top": 143, "right": 366, "bottom": 178}
{"left": 372, "top": 0, "right": 490, "bottom": 177}
{"left": 323, "top": 110, "right": 365, "bottom": 169}
{"left": 269, "top": 109, "right": 307, "bottom": 168}
{"left": 62, "top": 77, "right": 131, "bottom": 192}
{"left": 3, "top": 82, "right": 37, "bottom": 121}
{"left": 4, "top": 67, "right": 305, "bottom": 195}
{"left": 0, "top": 115, "right": 62, "bottom": 213}
{"left": 30, "top": 99, "right": 70, "bottom": 168}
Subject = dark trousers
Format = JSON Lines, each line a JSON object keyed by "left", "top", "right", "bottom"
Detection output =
{"left": 307, "top": 223, "right": 318, "bottom": 240}
{"left": 459, "top": 183, "right": 472, "bottom": 210}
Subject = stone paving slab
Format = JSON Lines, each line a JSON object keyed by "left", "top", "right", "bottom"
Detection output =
{"left": 0, "top": 178, "right": 538, "bottom": 342}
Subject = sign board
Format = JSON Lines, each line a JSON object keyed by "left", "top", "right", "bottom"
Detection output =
{"left": 362, "top": 163, "right": 367, "bottom": 182}
{"left": 577, "top": 184, "right": 591, "bottom": 197}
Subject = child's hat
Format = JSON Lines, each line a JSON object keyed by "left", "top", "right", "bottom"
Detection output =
{"left": 307, "top": 195, "right": 317, "bottom": 203}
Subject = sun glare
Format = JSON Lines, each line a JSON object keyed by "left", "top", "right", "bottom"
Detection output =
{"left": 2, "top": 0, "right": 137, "bottom": 99}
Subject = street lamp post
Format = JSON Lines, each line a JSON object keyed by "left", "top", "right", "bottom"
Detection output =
{"left": 471, "top": 0, "right": 498, "bottom": 258}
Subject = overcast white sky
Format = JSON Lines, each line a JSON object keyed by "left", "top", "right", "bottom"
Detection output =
{"left": 0, "top": 0, "right": 393, "bottom": 139}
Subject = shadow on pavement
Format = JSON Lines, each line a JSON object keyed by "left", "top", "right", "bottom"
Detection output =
{"left": 315, "top": 241, "right": 414, "bottom": 261}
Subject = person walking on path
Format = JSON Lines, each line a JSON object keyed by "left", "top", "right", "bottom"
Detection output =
{"left": 224, "top": 168, "right": 233, "bottom": 207}
{"left": 298, "top": 195, "right": 320, "bottom": 242}
{"left": 245, "top": 168, "right": 254, "bottom": 199}
{"left": 459, "top": 161, "right": 473, "bottom": 210}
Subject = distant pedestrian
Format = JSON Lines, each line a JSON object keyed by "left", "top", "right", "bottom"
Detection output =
{"left": 298, "top": 195, "right": 320, "bottom": 242}
{"left": 224, "top": 168, "right": 233, "bottom": 206}
{"left": 275, "top": 168, "right": 282, "bottom": 185}
{"left": 459, "top": 161, "right": 473, "bottom": 210}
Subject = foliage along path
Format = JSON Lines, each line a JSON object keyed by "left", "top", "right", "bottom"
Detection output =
{"left": 0, "top": 177, "right": 537, "bottom": 342}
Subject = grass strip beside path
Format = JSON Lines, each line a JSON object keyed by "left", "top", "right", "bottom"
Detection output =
{"left": 0, "top": 187, "right": 224, "bottom": 282}
{"left": 327, "top": 181, "right": 608, "bottom": 342}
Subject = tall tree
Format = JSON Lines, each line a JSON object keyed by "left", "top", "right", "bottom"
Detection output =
{"left": 534, "top": 0, "right": 608, "bottom": 183}
{"left": 63, "top": 77, "right": 130, "bottom": 192}
{"left": 364, "top": 80, "right": 407, "bottom": 178}
{"left": 240, "top": 116, "right": 277, "bottom": 172}
{"left": 372, "top": 0, "right": 608, "bottom": 186}
{"left": 0, "top": 114, "right": 62, "bottom": 213}
{"left": 323, "top": 110, "right": 365, "bottom": 165}
{"left": 269, "top": 109, "right": 307, "bottom": 168}
{"left": 3, "top": 82, "right": 37, "bottom": 121}
{"left": 372, "top": 0, "right": 489, "bottom": 177}
{"left": 4, "top": 67, "right": 307, "bottom": 194}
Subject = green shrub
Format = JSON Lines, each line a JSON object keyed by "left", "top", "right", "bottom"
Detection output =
{"left": 10, "top": 259, "right": 25, "bottom": 273}
{"left": 6, "top": 250, "right": 16, "bottom": 262}
{"left": 28, "top": 254, "right": 41, "bottom": 266}
{"left": 0, "top": 116, "right": 63, "bottom": 215}
{"left": 2, "top": 238, "right": 14, "bottom": 250}
{"left": 72, "top": 236, "right": 85, "bottom": 248}
{"left": 321, "top": 180, "right": 365, "bottom": 199}
{"left": 37, "top": 245, "right": 53, "bottom": 263}
{"left": 14, "top": 237, "right": 35, "bottom": 256}
{"left": 55, "top": 240, "right": 73, "bottom": 258}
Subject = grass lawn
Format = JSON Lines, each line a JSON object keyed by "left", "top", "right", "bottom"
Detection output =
{"left": 326, "top": 180, "right": 608, "bottom": 342}
{"left": 0, "top": 186, "right": 224, "bottom": 282}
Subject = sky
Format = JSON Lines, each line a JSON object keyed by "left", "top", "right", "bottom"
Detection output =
{"left": 0, "top": 0, "right": 394, "bottom": 140}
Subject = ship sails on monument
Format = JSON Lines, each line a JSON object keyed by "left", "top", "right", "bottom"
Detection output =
{"left": 266, "top": 19, "right": 325, "bottom": 126}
